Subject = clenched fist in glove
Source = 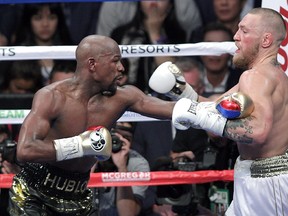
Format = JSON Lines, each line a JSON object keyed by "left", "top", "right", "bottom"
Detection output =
{"left": 149, "top": 61, "right": 198, "bottom": 101}
{"left": 54, "top": 126, "right": 112, "bottom": 161}
{"left": 172, "top": 92, "right": 254, "bottom": 136}
{"left": 215, "top": 92, "right": 254, "bottom": 119}
{"left": 173, "top": 98, "right": 227, "bottom": 136}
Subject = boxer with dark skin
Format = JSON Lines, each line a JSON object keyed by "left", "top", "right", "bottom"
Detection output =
{"left": 8, "top": 35, "right": 175, "bottom": 215}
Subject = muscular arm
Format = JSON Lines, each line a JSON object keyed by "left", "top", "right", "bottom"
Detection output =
{"left": 124, "top": 85, "right": 175, "bottom": 120}
{"left": 223, "top": 72, "right": 274, "bottom": 145}
{"left": 17, "top": 88, "right": 61, "bottom": 162}
{"left": 120, "top": 85, "right": 175, "bottom": 119}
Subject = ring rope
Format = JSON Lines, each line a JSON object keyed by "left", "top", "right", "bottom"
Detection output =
{"left": 0, "top": 42, "right": 236, "bottom": 60}
{"left": 0, "top": 170, "right": 234, "bottom": 189}
{"left": 0, "top": 110, "right": 160, "bottom": 124}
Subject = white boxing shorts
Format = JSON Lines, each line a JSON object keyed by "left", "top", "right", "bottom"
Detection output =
{"left": 226, "top": 153, "right": 288, "bottom": 216}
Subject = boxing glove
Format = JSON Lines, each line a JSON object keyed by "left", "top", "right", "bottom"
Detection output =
{"left": 172, "top": 98, "right": 227, "bottom": 136}
{"left": 54, "top": 126, "right": 112, "bottom": 161}
{"left": 216, "top": 92, "right": 254, "bottom": 119}
{"left": 149, "top": 61, "right": 198, "bottom": 101}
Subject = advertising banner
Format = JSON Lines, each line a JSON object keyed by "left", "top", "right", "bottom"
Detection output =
{"left": 262, "top": 0, "right": 288, "bottom": 75}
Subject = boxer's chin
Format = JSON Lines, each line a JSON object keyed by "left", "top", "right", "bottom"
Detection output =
{"left": 233, "top": 56, "right": 249, "bottom": 70}
{"left": 101, "top": 84, "right": 117, "bottom": 96}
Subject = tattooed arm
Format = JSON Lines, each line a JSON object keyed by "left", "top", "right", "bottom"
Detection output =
{"left": 223, "top": 116, "right": 254, "bottom": 145}
{"left": 223, "top": 69, "right": 274, "bottom": 146}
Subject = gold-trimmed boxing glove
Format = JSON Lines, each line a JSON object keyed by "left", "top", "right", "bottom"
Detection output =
{"left": 215, "top": 92, "right": 254, "bottom": 119}
{"left": 53, "top": 126, "right": 112, "bottom": 161}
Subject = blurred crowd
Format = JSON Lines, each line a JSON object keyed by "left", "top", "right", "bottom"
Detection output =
{"left": 0, "top": 1, "right": 262, "bottom": 216}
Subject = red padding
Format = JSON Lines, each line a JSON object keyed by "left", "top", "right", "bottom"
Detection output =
{"left": 0, "top": 170, "right": 234, "bottom": 188}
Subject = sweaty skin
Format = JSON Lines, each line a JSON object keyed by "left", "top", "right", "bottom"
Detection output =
{"left": 197, "top": 11, "right": 288, "bottom": 160}
{"left": 16, "top": 35, "right": 175, "bottom": 173}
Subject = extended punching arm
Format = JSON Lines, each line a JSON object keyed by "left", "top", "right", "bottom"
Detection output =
{"left": 149, "top": 61, "right": 198, "bottom": 101}
{"left": 53, "top": 126, "right": 112, "bottom": 161}
{"left": 173, "top": 92, "right": 254, "bottom": 136}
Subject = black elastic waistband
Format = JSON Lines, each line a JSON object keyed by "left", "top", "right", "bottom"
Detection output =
{"left": 16, "top": 163, "right": 90, "bottom": 199}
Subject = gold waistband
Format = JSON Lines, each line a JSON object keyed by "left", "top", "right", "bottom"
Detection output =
{"left": 250, "top": 152, "right": 288, "bottom": 178}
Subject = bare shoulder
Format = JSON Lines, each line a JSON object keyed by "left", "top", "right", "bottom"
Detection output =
{"left": 240, "top": 66, "right": 275, "bottom": 83}
{"left": 116, "top": 85, "right": 146, "bottom": 100}
{"left": 31, "top": 84, "right": 67, "bottom": 118}
{"left": 239, "top": 64, "right": 285, "bottom": 96}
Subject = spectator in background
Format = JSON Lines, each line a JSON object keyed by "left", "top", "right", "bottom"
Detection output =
{"left": 62, "top": 2, "right": 102, "bottom": 45}
{"left": 13, "top": 3, "right": 72, "bottom": 85}
{"left": 174, "top": 56, "right": 205, "bottom": 96}
{"left": 48, "top": 60, "right": 76, "bottom": 84}
{"left": 0, "top": 125, "right": 20, "bottom": 176}
{"left": 0, "top": 4, "right": 22, "bottom": 46}
{"left": 194, "top": 0, "right": 216, "bottom": 26}
{"left": 0, "top": 125, "right": 20, "bottom": 216}
{"left": 91, "top": 122, "right": 150, "bottom": 216}
{"left": 0, "top": 4, "right": 22, "bottom": 88}
{"left": 0, "top": 61, "right": 43, "bottom": 95}
{"left": 240, "top": 0, "right": 262, "bottom": 18}
{"left": 96, "top": 0, "right": 202, "bottom": 41}
{"left": 194, "top": 0, "right": 262, "bottom": 41}
{"left": 212, "top": 0, "right": 246, "bottom": 35}
{"left": 200, "top": 22, "right": 242, "bottom": 97}
{"left": 0, "top": 60, "right": 43, "bottom": 147}
{"left": 110, "top": 0, "right": 187, "bottom": 94}
{"left": 191, "top": 0, "right": 246, "bottom": 43}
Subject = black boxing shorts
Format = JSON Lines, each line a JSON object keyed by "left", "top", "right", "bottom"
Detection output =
{"left": 8, "top": 163, "right": 96, "bottom": 216}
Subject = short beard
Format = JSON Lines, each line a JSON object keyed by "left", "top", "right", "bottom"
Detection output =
{"left": 233, "top": 45, "right": 259, "bottom": 70}
{"left": 233, "top": 55, "right": 249, "bottom": 70}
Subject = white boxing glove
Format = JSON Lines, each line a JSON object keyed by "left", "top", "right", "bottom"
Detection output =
{"left": 149, "top": 61, "right": 198, "bottom": 101}
{"left": 53, "top": 126, "right": 112, "bottom": 161}
{"left": 172, "top": 98, "right": 227, "bottom": 136}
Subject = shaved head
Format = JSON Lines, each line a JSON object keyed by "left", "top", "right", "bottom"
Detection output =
{"left": 75, "top": 35, "right": 120, "bottom": 68}
{"left": 248, "top": 8, "right": 287, "bottom": 45}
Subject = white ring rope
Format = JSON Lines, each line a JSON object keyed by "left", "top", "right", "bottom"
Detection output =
{"left": 0, "top": 42, "right": 237, "bottom": 60}
{"left": 0, "top": 42, "right": 236, "bottom": 124}
{"left": 0, "top": 110, "right": 161, "bottom": 124}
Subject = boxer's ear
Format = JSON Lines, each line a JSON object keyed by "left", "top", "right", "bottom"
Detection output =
{"left": 88, "top": 58, "right": 96, "bottom": 71}
{"left": 262, "top": 33, "right": 272, "bottom": 48}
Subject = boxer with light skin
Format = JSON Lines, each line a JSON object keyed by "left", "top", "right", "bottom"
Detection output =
{"left": 149, "top": 8, "right": 288, "bottom": 215}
